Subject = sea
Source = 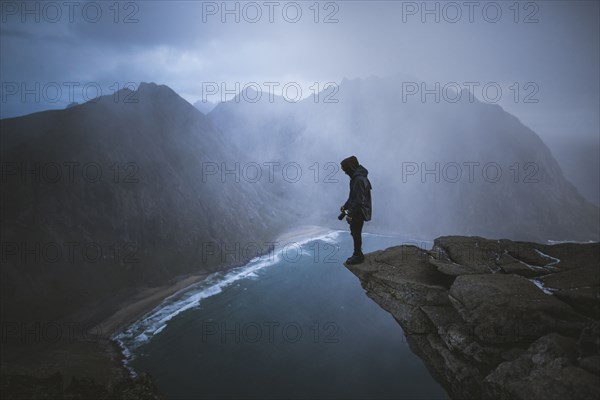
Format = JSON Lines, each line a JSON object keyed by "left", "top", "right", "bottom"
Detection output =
{"left": 115, "top": 230, "right": 448, "bottom": 399}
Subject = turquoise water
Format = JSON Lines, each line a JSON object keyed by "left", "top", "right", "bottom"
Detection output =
{"left": 117, "top": 231, "right": 448, "bottom": 399}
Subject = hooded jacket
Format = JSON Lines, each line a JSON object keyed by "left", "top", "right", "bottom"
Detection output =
{"left": 343, "top": 165, "right": 372, "bottom": 221}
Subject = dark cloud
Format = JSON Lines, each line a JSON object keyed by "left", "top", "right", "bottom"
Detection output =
{"left": 1, "top": 0, "right": 598, "bottom": 144}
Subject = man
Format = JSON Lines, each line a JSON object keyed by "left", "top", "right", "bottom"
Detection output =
{"left": 340, "top": 156, "right": 372, "bottom": 265}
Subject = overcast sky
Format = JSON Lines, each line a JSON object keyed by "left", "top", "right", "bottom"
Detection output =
{"left": 1, "top": 0, "right": 598, "bottom": 142}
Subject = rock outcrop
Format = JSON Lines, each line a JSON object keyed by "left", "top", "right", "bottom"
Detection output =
{"left": 345, "top": 236, "right": 600, "bottom": 400}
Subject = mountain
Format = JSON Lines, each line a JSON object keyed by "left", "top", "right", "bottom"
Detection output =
{"left": 543, "top": 134, "right": 600, "bottom": 206}
{"left": 193, "top": 99, "right": 218, "bottom": 114}
{"left": 208, "top": 75, "right": 600, "bottom": 242}
{"left": 0, "top": 82, "right": 293, "bottom": 328}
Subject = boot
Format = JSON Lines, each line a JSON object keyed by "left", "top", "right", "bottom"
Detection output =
{"left": 345, "top": 253, "right": 365, "bottom": 265}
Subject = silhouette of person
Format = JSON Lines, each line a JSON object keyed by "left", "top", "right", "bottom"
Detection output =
{"left": 340, "top": 156, "right": 372, "bottom": 264}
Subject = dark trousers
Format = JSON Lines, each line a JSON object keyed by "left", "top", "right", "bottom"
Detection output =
{"left": 349, "top": 217, "right": 364, "bottom": 256}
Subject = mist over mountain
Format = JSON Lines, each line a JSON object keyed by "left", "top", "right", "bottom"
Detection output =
{"left": 1, "top": 76, "right": 597, "bottom": 340}
{"left": 193, "top": 99, "right": 218, "bottom": 115}
{"left": 0, "top": 82, "right": 294, "bottom": 326}
{"left": 209, "top": 75, "right": 599, "bottom": 242}
{"left": 543, "top": 134, "right": 600, "bottom": 206}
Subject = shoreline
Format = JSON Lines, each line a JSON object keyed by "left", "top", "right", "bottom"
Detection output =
{"left": 102, "top": 222, "right": 579, "bottom": 340}
{"left": 94, "top": 272, "right": 212, "bottom": 339}
{"left": 275, "top": 224, "right": 336, "bottom": 245}
{"left": 93, "top": 225, "right": 337, "bottom": 380}
{"left": 97, "top": 225, "right": 335, "bottom": 340}
{"left": 2, "top": 227, "right": 336, "bottom": 391}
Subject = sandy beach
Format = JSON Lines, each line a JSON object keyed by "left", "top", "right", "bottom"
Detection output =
{"left": 275, "top": 225, "right": 336, "bottom": 245}
{"left": 96, "top": 225, "right": 335, "bottom": 339}
{"left": 94, "top": 272, "right": 211, "bottom": 338}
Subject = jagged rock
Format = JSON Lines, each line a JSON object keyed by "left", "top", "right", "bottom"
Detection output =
{"left": 344, "top": 236, "right": 600, "bottom": 400}
{"left": 430, "top": 236, "right": 496, "bottom": 275}
{"left": 406, "top": 332, "right": 486, "bottom": 400}
{"left": 553, "top": 287, "right": 600, "bottom": 319}
{"left": 495, "top": 251, "right": 552, "bottom": 277}
{"left": 578, "top": 355, "right": 600, "bottom": 375}
{"left": 536, "top": 261, "right": 600, "bottom": 318}
{"left": 431, "top": 236, "right": 565, "bottom": 277}
{"left": 534, "top": 243, "right": 600, "bottom": 271}
{"left": 0, "top": 372, "right": 63, "bottom": 400}
{"left": 484, "top": 333, "right": 600, "bottom": 400}
{"left": 420, "top": 305, "right": 501, "bottom": 366}
{"left": 578, "top": 320, "right": 600, "bottom": 355}
{"left": 449, "top": 273, "right": 588, "bottom": 343}
{"left": 346, "top": 246, "right": 453, "bottom": 334}
{"left": 0, "top": 370, "right": 162, "bottom": 400}
{"left": 65, "top": 376, "right": 109, "bottom": 398}
{"left": 539, "top": 264, "right": 600, "bottom": 289}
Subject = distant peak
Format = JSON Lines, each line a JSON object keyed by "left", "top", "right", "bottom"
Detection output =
{"left": 459, "top": 88, "right": 481, "bottom": 104}
{"left": 137, "top": 81, "right": 174, "bottom": 94}
{"left": 93, "top": 81, "right": 200, "bottom": 115}
{"left": 138, "top": 82, "right": 161, "bottom": 89}
{"left": 125, "top": 82, "right": 189, "bottom": 104}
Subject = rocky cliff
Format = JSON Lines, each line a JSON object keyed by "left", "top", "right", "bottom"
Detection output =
{"left": 345, "top": 236, "right": 600, "bottom": 400}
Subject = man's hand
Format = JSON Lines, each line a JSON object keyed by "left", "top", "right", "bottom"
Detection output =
{"left": 346, "top": 215, "right": 352, "bottom": 223}
{"left": 340, "top": 206, "right": 345, "bottom": 212}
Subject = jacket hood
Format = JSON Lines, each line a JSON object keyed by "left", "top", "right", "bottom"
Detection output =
{"left": 352, "top": 165, "right": 369, "bottom": 178}
{"left": 341, "top": 156, "right": 359, "bottom": 174}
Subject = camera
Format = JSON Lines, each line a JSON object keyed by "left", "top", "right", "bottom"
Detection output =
{"left": 338, "top": 207, "right": 347, "bottom": 220}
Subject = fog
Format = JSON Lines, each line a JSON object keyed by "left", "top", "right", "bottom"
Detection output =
{"left": 1, "top": 0, "right": 598, "bottom": 221}
{"left": 206, "top": 75, "right": 598, "bottom": 241}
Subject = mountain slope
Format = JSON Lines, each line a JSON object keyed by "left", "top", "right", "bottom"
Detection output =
{"left": 0, "top": 82, "right": 292, "bottom": 327}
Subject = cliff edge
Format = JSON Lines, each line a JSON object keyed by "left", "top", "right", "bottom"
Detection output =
{"left": 345, "top": 236, "right": 600, "bottom": 400}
